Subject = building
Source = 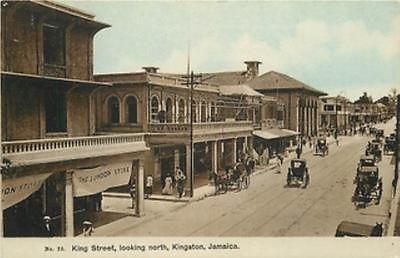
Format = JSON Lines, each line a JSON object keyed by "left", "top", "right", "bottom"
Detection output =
{"left": 319, "top": 95, "right": 352, "bottom": 134}
{"left": 1, "top": 1, "right": 148, "bottom": 237}
{"left": 94, "top": 68, "right": 259, "bottom": 195}
{"left": 246, "top": 66, "right": 327, "bottom": 138}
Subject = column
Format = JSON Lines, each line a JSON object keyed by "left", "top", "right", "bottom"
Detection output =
{"left": 63, "top": 170, "right": 74, "bottom": 237}
{"left": 243, "top": 136, "right": 248, "bottom": 153}
{"left": 308, "top": 106, "right": 312, "bottom": 135}
{"left": 212, "top": 141, "right": 218, "bottom": 175}
{"left": 135, "top": 160, "right": 145, "bottom": 216}
{"left": 198, "top": 102, "right": 201, "bottom": 123}
{"left": 154, "top": 156, "right": 160, "bottom": 179}
{"left": 184, "top": 101, "right": 188, "bottom": 123}
{"left": 233, "top": 138, "right": 237, "bottom": 163}
{"left": 185, "top": 144, "right": 193, "bottom": 197}
{"left": 174, "top": 149, "right": 180, "bottom": 170}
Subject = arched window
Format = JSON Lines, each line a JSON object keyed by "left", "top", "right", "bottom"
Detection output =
{"left": 191, "top": 100, "right": 197, "bottom": 123}
{"left": 201, "top": 101, "right": 207, "bottom": 122}
{"left": 151, "top": 96, "right": 159, "bottom": 122}
{"left": 108, "top": 96, "right": 120, "bottom": 124}
{"left": 166, "top": 98, "right": 173, "bottom": 123}
{"left": 178, "top": 99, "right": 185, "bottom": 123}
{"left": 125, "top": 96, "right": 138, "bottom": 123}
{"left": 210, "top": 102, "right": 216, "bottom": 122}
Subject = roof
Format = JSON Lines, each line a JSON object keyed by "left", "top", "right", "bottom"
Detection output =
{"left": 360, "top": 155, "right": 375, "bottom": 160}
{"left": 336, "top": 221, "right": 375, "bottom": 236}
{"left": 159, "top": 71, "right": 249, "bottom": 86}
{"left": 1, "top": 71, "right": 112, "bottom": 88}
{"left": 25, "top": 0, "right": 111, "bottom": 29}
{"left": 219, "top": 84, "right": 264, "bottom": 97}
{"left": 247, "top": 71, "right": 327, "bottom": 96}
{"left": 253, "top": 128, "right": 299, "bottom": 140}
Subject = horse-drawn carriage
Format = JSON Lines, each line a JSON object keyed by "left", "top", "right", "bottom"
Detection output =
{"left": 216, "top": 161, "right": 250, "bottom": 194}
{"left": 352, "top": 157, "right": 382, "bottom": 208}
{"left": 384, "top": 136, "right": 397, "bottom": 154}
{"left": 286, "top": 159, "right": 310, "bottom": 188}
{"left": 315, "top": 137, "right": 329, "bottom": 156}
{"left": 335, "top": 221, "right": 383, "bottom": 237}
{"left": 375, "top": 129, "right": 384, "bottom": 139}
{"left": 365, "top": 142, "right": 382, "bottom": 162}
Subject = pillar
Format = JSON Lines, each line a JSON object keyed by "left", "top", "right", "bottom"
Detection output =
{"left": 185, "top": 144, "right": 194, "bottom": 197}
{"left": 212, "top": 141, "right": 218, "bottom": 174}
{"left": 154, "top": 156, "right": 160, "bottom": 179}
{"left": 243, "top": 136, "right": 247, "bottom": 153}
{"left": 233, "top": 138, "right": 237, "bottom": 163}
{"left": 174, "top": 149, "right": 180, "bottom": 170}
{"left": 198, "top": 102, "right": 201, "bottom": 123}
{"left": 135, "top": 160, "right": 145, "bottom": 216}
{"left": 63, "top": 170, "right": 74, "bottom": 237}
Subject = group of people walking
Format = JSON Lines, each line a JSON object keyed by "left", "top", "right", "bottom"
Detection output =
{"left": 162, "top": 166, "right": 186, "bottom": 198}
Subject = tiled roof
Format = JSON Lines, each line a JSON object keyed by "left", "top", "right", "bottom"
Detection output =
{"left": 247, "top": 71, "right": 327, "bottom": 96}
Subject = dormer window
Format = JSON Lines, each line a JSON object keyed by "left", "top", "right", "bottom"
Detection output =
{"left": 43, "top": 24, "right": 65, "bottom": 66}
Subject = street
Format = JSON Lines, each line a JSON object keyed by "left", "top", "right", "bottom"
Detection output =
{"left": 93, "top": 120, "right": 396, "bottom": 237}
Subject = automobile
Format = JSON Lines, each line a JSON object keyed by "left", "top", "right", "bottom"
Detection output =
{"left": 365, "top": 142, "right": 382, "bottom": 162}
{"left": 384, "top": 136, "right": 397, "bottom": 154}
{"left": 356, "top": 155, "right": 376, "bottom": 174}
{"left": 352, "top": 164, "right": 382, "bottom": 208}
{"left": 287, "top": 159, "right": 310, "bottom": 188}
{"left": 335, "top": 221, "right": 383, "bottom": 237}
{"left": 314, "top": 137, "right": 329, "bottom": 156}
{"left": 375, "top": 129, "right": 384, "bottom": 139}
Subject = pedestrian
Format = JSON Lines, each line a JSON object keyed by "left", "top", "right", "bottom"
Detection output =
{"left": 296, "top": 144, "right": 302, "bottom": 159}
{"left": 40, "top": 216, "right": 54, "bottom": 237}
{"left": 94, "top": 193, "right": 102, "bottom": 212}
{"left": 129, "top": 181, "right": 136, "bottom": 209}
{"left": 175, "top": 167, "right": 186, "bottom": 198}
{"left": 145, "top": 175, "right": 153, "bottom": 199}
{"left": 308, "top": 136, "right": 313, "bottom": 149}
{"left": 162, "top": 173, "right": 173, "bottom": 195}
{"left": 82, "top": 220, "right": 94, "bottom": 237}
{"left": 277, "top": 153, "right": 284, "bottom": 165}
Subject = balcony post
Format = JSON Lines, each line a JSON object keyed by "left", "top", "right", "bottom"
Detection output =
{"left": 233, "top": 138, "right": 237, "bottom": 163}
{"left": 174, "top": 149, "right": 180, "bottom": 170}
{"left": 212, "top": 141, "right": 218, "bottom": 175}
{"left": 135, "top": 159, "right": 145, "bottom": 217}
{"left": 62, "top": 170, "right": 74, "bottom": 237}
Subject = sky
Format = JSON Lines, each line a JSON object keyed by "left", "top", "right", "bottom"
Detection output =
{"left": 63, "top": 0, "right": 400, "bottom": 101}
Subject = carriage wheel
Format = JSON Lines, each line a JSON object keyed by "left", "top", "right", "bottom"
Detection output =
{"left": 218, "top": 183, "right": 228, "bottom": 194}
{"left": 241, "top": 175, "right": 250, "bottom": 190}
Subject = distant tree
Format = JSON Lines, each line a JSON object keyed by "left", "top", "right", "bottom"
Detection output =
{"left": 354, "top": 92, "right": 373, "bottom": 104}
{"left": 388, "top": 88, "right": 398, "bottom": 104}
{"left": 375, "top": 96, "right": 390, "bottom": 106}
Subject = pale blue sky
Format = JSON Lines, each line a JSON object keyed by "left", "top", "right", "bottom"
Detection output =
{"left": 64, "top": 0, "right": 400, "bottom": 101}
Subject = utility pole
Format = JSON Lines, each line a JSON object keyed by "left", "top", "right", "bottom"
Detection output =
{"left": 182, "top": 71, "right": 204, "bottom": 197}
{"left": 394, "top": 94, "right": 399, "bottom": 196}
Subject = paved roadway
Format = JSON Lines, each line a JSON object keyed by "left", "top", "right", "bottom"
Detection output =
{"left": 97, "top": 120, "right": 396, "bottom": 237}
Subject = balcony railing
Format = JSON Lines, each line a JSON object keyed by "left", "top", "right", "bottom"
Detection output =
{"left": 2, "top": 133, "right": 146, "bottom": 155}
{"left": 148, "top": 121, "right": 253, "bottom": 134}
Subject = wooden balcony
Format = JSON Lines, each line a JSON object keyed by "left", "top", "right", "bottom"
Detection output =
{"left": 147, "top": 121, "right": 254, "bottom": 144}
{"left": 2, "top": 133, "right": 149, "bottom": 167}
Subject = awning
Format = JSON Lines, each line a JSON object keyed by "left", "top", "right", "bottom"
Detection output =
{"left": 219, "top": 84, "right": 264, "bottom": 97}
{"left": 253, "top": 128, "right": 299, "bottom": 140}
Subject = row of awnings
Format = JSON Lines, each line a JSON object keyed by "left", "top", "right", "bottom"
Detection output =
{"left": 253, "top": 128, "right": 299, "bottom": 140}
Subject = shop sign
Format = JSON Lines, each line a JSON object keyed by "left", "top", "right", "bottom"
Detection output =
{"left": 2, "top": 173, "right": 51, "bottom": 210}
{"left": 73, "top": 162, "right": 132, "bottom": 197}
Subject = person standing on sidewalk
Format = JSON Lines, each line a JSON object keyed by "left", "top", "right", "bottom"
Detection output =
{"left": 175, "top": 167, "right": 186, "bottom": 198}
{"left": 296, "top": 144, "right": 302, "bottom": 159}
{"left": 145, "top": 175, "right": 153, "bottom": 199}
{"left": 129, "top": 180, "right": 136, "bottom": 209}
